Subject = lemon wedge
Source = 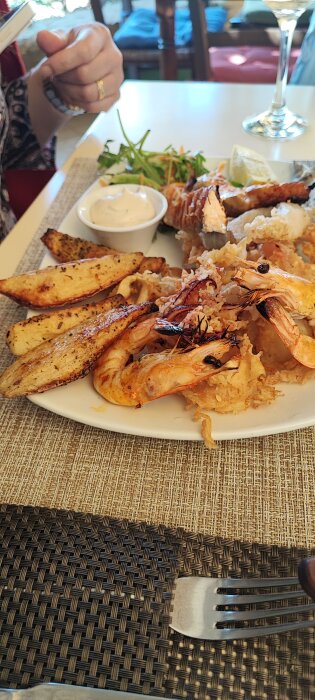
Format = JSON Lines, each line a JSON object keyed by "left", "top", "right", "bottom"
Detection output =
{"left": 229, "top": 144, "right": 278, "bottom": 186}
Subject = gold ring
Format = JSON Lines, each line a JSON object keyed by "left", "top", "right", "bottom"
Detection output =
{"left": 96, "top": 78, "right": 105, "bottom": 101}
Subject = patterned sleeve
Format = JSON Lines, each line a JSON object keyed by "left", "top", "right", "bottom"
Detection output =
{"left": 2, "top": 74, "right": 56, "bottom": 170}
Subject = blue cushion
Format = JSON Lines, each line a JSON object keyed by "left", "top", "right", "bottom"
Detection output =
{"left": 113, "top": 6, "right": 228, "bottom": 50}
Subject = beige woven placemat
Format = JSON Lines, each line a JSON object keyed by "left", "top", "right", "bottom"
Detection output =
{"left": 0, "top": 158, "right": 315, "bottom": 548}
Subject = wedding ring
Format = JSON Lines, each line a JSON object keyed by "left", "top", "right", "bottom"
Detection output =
{"left": 96, "top": 78, "right": 106, "bottom": 101}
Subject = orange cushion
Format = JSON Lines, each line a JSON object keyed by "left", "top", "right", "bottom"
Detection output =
{"left": 209, "top": 46, "right": 300, "bottom": 83}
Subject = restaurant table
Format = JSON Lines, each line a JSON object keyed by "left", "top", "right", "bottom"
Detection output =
{"left": 1, "top": 81, "right": 315, "bottom": 698}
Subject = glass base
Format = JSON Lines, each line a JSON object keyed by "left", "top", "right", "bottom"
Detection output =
{"left": 242, "top": 106, "right": 307, "bottom": 140}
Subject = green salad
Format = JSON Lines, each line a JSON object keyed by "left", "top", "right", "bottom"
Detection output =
{"left": 97, "top": 112, "right": 209, "bottom": 190}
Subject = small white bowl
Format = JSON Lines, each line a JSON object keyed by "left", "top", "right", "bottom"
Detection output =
{"left": 77, "top": 181, "right": 168, "bottom": 254}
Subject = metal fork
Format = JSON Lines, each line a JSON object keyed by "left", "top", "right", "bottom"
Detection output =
{"left": 170, "top": 574, "right": 315, "bottom": 641}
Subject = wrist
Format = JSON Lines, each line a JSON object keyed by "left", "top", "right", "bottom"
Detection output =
{"left": 27, "top": 68, "right": 68, "bottom": 147}
{"left": 42, "top": 78, "right": 85, "bottom": 117}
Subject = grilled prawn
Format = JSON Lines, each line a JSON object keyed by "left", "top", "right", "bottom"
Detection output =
{"left": 233, "top": 260, "right": 315, "bottom": 368}
{"left": 259, "top": 299, "right": 315, "bottom": 369}
{"left": 233, "top": 260, "right": 315, "bottom": 319}
{"left": 93, "top": 331, "right": 235, "bottom": 407}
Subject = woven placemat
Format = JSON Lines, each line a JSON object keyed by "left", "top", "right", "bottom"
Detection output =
{"left": 0, "top": 504, "right": 314, "bottom": 699}
{"left": 0, "top": 158, "right": 315, "bottom": 548}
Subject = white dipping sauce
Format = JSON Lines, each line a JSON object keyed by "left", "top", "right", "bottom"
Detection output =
{"left": 90, "top": 187, "right": 155, "bottom": 228}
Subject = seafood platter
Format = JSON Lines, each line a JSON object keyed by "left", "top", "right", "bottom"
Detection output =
{"left": 1, "top": 136, "right": 315, "bottom": 448}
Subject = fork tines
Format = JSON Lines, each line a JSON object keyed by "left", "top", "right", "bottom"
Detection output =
{"left": 170, "top": 576, "right": 315, "bottom": 641}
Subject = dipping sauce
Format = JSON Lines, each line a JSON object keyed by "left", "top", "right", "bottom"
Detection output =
{"left": 90, "top": 187, "right": 155, "bottom": 229}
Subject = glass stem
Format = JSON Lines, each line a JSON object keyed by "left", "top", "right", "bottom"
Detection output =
{"left": 271, "top": 17, "right": 297, "bottom": 113}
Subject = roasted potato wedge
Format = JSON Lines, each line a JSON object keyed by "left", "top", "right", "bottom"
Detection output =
{"left": 41, "top": 228, "right": 182, "bottom": 277}
{"left": 41, "top": 228, "right": 173, "bottom": 272}
{"left": 41, "top": 229, "right": 119, "bottom": 261}
{"left": 0, "top": 301, "right": 157, "bottom": 397}
{"left": 0, "top": 253, "right": 144, "bottom": 308}
{"left": 41, "top": 230, "right": 171, "bottom": 275}
{"left": 6, "top": 294, "right": 126, "bottom": 356}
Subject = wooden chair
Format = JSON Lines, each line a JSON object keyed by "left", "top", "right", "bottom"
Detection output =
{"left": 188, "top": 0, "right": 308, "bottom": 83}
{"left": 89, "top": 0, "right": 226, "bottom": 81}
{"left": 90, "top": 0, "right": 132, "bottom": 25}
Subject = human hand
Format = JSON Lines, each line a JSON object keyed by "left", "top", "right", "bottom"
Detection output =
{"left": 37, "top": 23, "right": 124, "bottom": 113}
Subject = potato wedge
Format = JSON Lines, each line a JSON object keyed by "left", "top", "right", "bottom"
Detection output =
{"left": 6, "top": 294, "right": 126, "bottom": 356}
{"left": 41, "top": 230, "right": 170, "bottom": 274}
{"left": 0, "top": 301, "right": 157, "bottom": 397}
{"left": 0, "top": 253, "right": 144, "bottom": 308}
{"left": 41, "top": 229, "right": 119, "bottom": 262}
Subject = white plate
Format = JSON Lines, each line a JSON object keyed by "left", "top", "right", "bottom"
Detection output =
{"left": 29, "top": 158, "right": 315, "bottom": 441}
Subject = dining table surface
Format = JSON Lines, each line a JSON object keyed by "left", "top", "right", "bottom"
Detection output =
{"left": 1, "top": 80, "right": 315, "bottom": 698}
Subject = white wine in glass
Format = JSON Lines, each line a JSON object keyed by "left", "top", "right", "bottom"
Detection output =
{"left": 242, "top": 0, "right": 314, "bottom": 139}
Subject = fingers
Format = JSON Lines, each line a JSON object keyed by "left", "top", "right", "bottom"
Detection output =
{"left": 38, "top": 23, "right": 123, "bottom": 113}
{"left": 39, "top": 24, "right": 105, "bottom": 79}
{"left": 54, "top": 73, "right": 122, "bottom": 113}
{"left": 53, "top": 41, "right": 120, "bottom": 86}
{"left": 53, "top": 44, "right": 123, "bottom": 113}
{"left": 36, "top": 29, "right": 69, "bottom": 57}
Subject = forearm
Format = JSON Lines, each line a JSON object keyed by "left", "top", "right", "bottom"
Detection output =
{"left": 3, "top": 73, "right": 56, "bottom": 170}
{"left": 27, "top": 65, "right": 70, "bottom": 147}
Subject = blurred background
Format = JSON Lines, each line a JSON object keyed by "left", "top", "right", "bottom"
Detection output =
{"left": 17, "top": 1, "right": 244, "bottom": 72}
{"left": 10, "top": 0, "right": 313, "bottom": 165}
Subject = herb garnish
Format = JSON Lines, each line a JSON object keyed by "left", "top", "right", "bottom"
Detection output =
{"left": 97, "top": 111, "right": 208, "bottom": 189}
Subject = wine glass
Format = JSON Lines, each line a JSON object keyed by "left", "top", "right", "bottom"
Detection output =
{"left": 242, "top": 0, "right": 314, "bottom": 139}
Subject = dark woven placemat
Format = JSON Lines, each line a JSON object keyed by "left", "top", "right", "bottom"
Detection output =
{"left": 0, "top": 504, "right": 315, "bottom": 699}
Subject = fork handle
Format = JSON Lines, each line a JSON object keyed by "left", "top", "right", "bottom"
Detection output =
{"left": 298, "top": 558, "right": 315, "bottom": 601}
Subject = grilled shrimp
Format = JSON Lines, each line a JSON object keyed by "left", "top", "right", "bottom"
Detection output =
{"left": 258, "top": 299, "right": 315, "bottom": 368}
{"left": 93, "top": 335, "right": 235, "bottom": 407}
{"left": 233, "top": 260, "right": 315, "bottom": 319}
